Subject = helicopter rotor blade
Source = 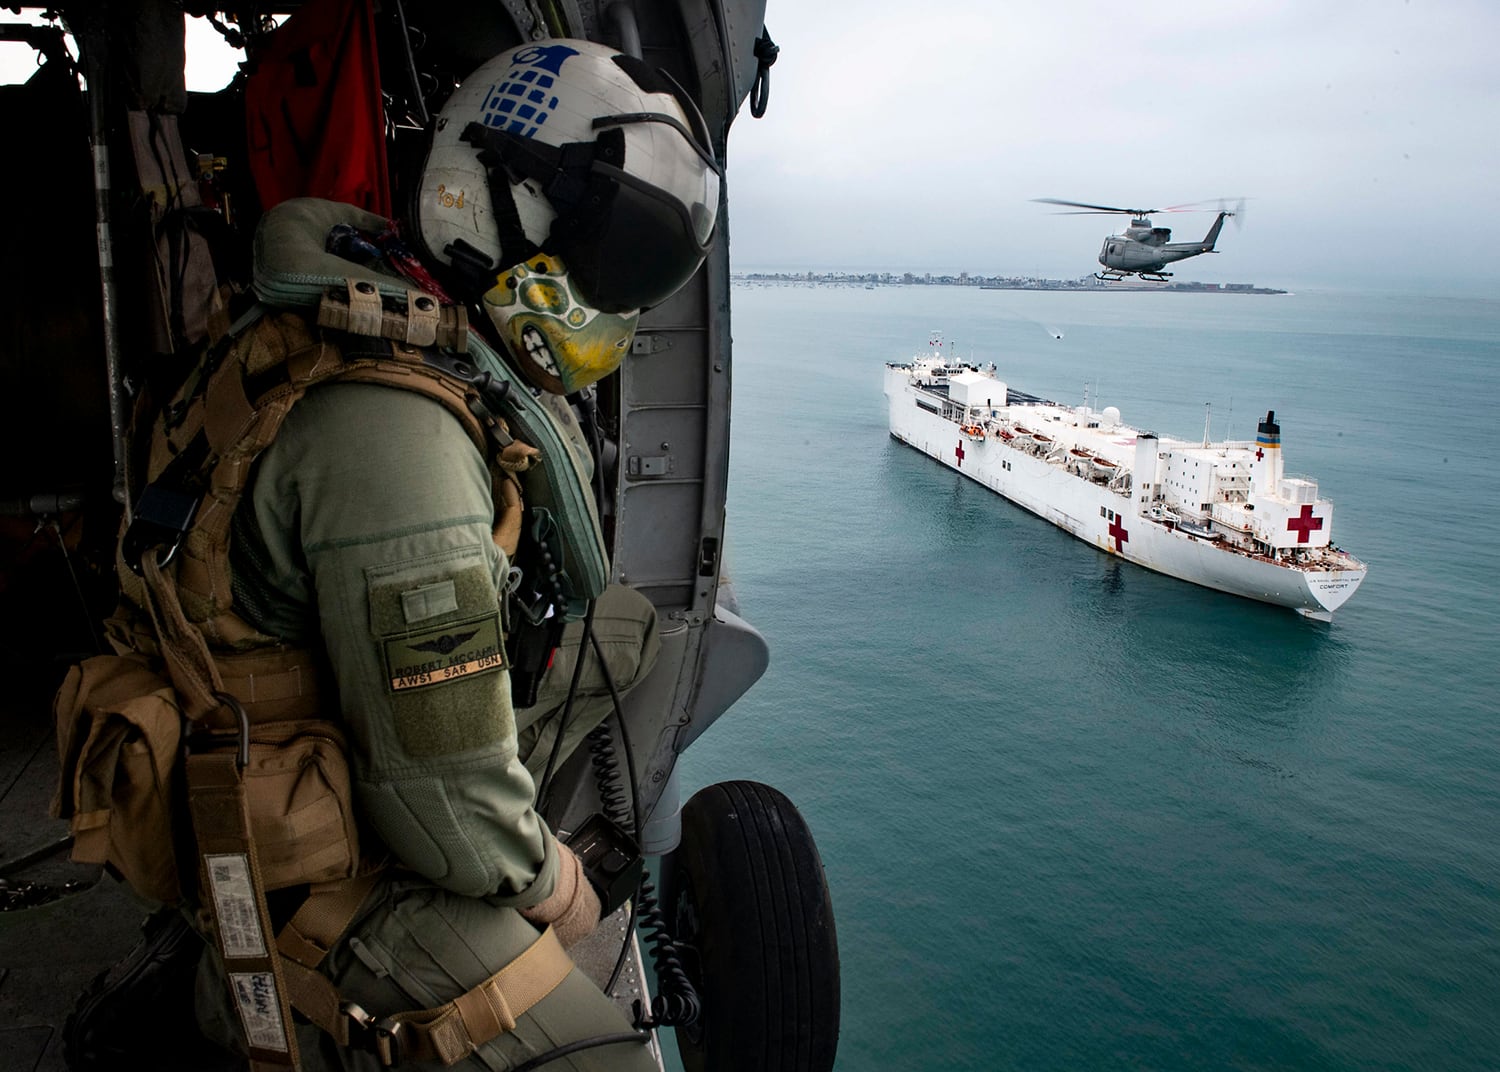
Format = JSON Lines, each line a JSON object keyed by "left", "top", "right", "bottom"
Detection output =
{"left": 1161, "top": 197, "right": 1249, "bottom": 216}
{"left": 1031, "top": 197, "right": 1163, "bottom": 216}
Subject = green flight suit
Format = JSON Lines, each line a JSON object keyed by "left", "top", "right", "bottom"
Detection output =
{"left": 214, "top": 357, "right": 659, "bottom": 1067}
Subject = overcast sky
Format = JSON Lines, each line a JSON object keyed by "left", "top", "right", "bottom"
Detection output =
{"left": 723, "top": 0, "right": 1500, "bottom": 293}
{"left": 1, "top": 3, "right": 1492, "bottom": 293}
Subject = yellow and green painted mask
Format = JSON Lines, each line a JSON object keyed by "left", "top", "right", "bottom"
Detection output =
{"left": 482, "top": 253, "right": 638, "bottom": 394}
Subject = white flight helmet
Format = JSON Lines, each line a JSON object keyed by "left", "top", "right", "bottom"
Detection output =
{"left": 415, "top": 39, "right": 721, "bottom": 393}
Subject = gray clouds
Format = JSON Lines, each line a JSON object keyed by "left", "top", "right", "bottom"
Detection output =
{"left": 724, "top": 0, "right": 1500, "bottom": 292}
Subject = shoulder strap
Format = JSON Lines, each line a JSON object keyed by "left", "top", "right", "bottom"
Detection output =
{"left": 124, "top": 308, "right": 495, "bottom": 652}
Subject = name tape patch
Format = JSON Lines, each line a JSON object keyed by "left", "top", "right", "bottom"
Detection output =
{"left": 230, "top": 971, "right": 290, "bottom": 1052}
{"left": 384, "top": 611, "right": 506, "bottom": 692}
{"left": 204, "top": 852, "right": 267, "bottom": 959}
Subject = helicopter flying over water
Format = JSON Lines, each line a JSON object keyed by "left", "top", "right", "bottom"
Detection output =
{"left": 1035, "top": 197, "right": 1242, "bottom": 281}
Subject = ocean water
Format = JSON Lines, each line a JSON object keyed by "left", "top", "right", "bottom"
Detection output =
{"left": 676, "top": 285, "right": 1500, "bottom": 1071}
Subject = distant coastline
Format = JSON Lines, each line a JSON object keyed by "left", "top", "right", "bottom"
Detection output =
{"left": 732, "top": 271, "right": 1287, "bottom": 295}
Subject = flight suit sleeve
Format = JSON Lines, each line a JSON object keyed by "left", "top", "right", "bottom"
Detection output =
{"left": 245, "top": 381, "right": 558, "bottom": 903}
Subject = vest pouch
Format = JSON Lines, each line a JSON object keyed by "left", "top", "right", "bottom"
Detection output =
{"left": 239, "top": 719, "right": 360, "bottom": 891}
{"left": 53, "top": 655, "right": 184, "bottom": 904}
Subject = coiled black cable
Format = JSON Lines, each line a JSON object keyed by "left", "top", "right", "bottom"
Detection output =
{"left": 586, "top": 728, "right": 632, "bottom": 832}
{"left": 569, "top": 383, "right": 700, "bottom": 1027}
{"left": 631, "top": 871, "right": 701, "bottom": 1027}
{"left": 583, "top": 637, "right": 701, "bottom": 1029}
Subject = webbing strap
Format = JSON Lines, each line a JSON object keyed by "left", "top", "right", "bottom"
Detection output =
{"left": 141, "top": 509, "right": 302, "bottom": 1068}
{"left": 276, "top": 871, "right": 382, "bottom": 969}
{"left": 283, "top": 925, "right": 573, "bottom": 1067}
{"left": 343, "top": 279, "right": 384, "bottom": 337}
{"left": 403, "top": 288, "right": 442, "bottom": 346}
{"left": 399, "top": 926, "right": 573, "bottom": 1065}
{"left": 314, "top": 284, "right": 469, "bottom": 351}
{"left": 186, "top": 750, "right": 301, "bottom": 1069}
{"left": 140, "top": 554, "right": 223, "bottom": 720}
{"left": 216, "top": 646, "right": 330, "bottom": 722}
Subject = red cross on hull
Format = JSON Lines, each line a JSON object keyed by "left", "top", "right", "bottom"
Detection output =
{"left": 955, "top": 440, "right": 965, "bottom": 467}
{"left": 1287, "top": 504, "right": 1324, "bottom": 543}
{"left": 1107, "top": 515, "right": 1129, "bottom": 553}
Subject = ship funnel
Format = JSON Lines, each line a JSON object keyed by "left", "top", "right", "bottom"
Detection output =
{"left": 1253, "top": 410, "right": 1284, "bottom": 493}
{"left": 1132, "top": 432, "right": 1160, "bottom": 514}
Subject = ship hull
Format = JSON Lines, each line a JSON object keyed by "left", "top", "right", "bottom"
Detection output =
{"left": 886, "top": 366, "right": 1366, "bottom": 619}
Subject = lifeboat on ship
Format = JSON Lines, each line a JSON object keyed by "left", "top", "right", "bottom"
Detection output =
{"left": 1176, "top": 519, "right": 1221, "bottom": 541}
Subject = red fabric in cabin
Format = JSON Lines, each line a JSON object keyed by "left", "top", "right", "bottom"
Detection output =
{"left": 244, "top": 0, "right": 391, "bottom": 215}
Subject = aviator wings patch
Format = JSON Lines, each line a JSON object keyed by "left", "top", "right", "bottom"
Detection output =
{"left": 384, "top": 615, "right": 505, "bottom": 692}
{"left": 408, "top": 629, "right": 479, "bottom": 655}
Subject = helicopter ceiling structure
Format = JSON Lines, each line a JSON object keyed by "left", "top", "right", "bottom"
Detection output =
{"left": 1034, "top": 197, "right": 1242, "bottom": 281}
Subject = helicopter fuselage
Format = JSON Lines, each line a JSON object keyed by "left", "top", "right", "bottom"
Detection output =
{"left": 1098, "top": 211, "right": 1230, "bottom": 276}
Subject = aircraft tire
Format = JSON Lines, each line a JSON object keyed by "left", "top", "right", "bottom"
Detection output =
{"left": 669, "top": 779, "right": 840, "bottom": 1072}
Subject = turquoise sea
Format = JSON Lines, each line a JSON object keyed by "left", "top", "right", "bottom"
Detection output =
{"left": 679, "top": 285, "right": 1500, "bottom": 1071}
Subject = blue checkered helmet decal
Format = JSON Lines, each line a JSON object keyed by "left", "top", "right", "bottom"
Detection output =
{"left": 479, "top": 43, "right": 579, "bottom": 137}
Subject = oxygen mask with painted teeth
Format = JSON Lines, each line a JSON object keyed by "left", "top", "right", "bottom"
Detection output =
{"left": 482, "top": 253, "right": 637, "bottom": 394}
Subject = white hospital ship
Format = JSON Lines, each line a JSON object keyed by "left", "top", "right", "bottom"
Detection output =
{"left": 884, "top": 336, "right": 1367, "bottom": 620}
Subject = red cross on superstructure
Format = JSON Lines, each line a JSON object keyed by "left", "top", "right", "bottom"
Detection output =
{"left": 1286, "top": 504, "right": 1323, "bottom": 543}
{"left": 955, "top": 440, "right": 965, "bottom": 467}
{"left": 1255, "top": 447, "right": 1264, "bottom": 461}
{"left": 1108, "top": 515, "right": 1129, "bottom": 553}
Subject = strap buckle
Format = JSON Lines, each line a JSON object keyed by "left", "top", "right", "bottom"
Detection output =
{"left": 121, "top": 482, "right": 201, "bottom": 575}
{"left": 376, "top": 1018, "right": 406, "bottom": 1067}
{"left": 342, "top": 1002, "right": 405, "bottom": 1067}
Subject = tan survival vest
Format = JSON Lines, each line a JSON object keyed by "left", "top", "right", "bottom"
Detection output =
{"left": 54, "top": 290, "right": 570, "bottom": 1070}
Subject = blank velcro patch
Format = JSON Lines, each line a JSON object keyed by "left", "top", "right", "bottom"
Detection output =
{"left": 400, "top": 579, "right": 459, "bottom": 624}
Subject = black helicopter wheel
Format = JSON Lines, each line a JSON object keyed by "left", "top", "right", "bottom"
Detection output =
{"left": 668, "top": 780, "right": 840, "bottom": 1072}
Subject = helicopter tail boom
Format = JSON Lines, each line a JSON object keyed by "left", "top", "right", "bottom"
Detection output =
{"left": 1164, "top": 210, "right": 1231, "bottom": 255}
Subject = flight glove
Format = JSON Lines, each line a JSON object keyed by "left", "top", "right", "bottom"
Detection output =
{"left": 519, "top": 841, "right": 601, "bottom": 948}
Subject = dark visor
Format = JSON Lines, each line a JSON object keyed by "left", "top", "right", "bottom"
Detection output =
{"left": 553, "top": 162, "right": 717, "bottom": 312}
{"left": 463, "top": 109, "right": 720, "bottom": 312}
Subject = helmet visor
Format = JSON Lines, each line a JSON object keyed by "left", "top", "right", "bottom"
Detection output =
{"left": 559, "top": 166, "right": 719, "bottom": 312}
{"left": 555, "top": 110, "right": 721, "bottom": 312}
{"left": 593, "top": 109, "right": 721, "bottom": 244}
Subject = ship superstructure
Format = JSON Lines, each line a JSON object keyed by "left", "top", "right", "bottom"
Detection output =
{"left": 884, "top": 337, "right": 1366, "bottom": 619}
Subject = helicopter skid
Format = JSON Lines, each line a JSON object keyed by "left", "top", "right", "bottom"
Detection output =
{"left": 1095, "top": 269, "right": 1174, "bottom": 283}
